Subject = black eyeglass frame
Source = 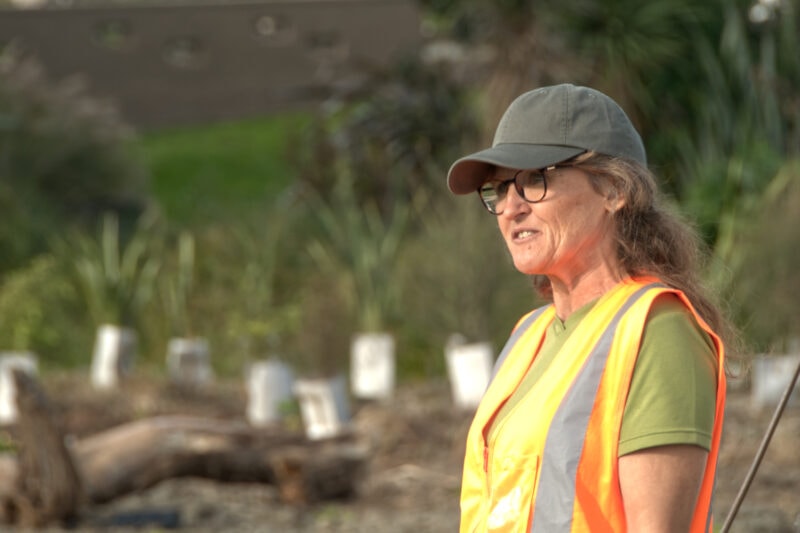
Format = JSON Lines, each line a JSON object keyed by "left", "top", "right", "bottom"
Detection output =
{"left": 478, "top": 164, "right": 565, "bottom": 215}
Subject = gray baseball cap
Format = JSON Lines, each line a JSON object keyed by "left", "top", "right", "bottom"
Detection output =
{"left": 447, "top": 83, "right": 647, "bottom": 194}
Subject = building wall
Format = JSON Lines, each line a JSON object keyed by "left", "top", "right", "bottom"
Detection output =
{"left": 0, "top": 0, "right": 421, "bottom": 129}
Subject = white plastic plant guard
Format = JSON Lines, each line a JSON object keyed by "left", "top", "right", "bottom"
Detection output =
{"left": 0, "top": 352, "right": 38, "bottom": 425}
{"left": 445, "top": 341, "right": 494, "bottom": 410}
{"left": 90, "top": 324, "right": 137, "bottom": 389}
{"left": 246, "top": 358, "right": 294, "bottom": 426}
{"left": 294, "top": 374, "right": 351, "bottom": 440}
{"left": 350, "top": 332, "right": 395, "bottom": 400}
{"left": 751, "top": 353, "right": 800, "bottom": 409}
{"left": 166, "top": 337, "right": 213, "bottom": 386}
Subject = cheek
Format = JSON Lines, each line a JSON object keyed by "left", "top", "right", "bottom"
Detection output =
{"left": 558, "top": 207, "right": 607, "bottom": 242}
{"left": 497, "top": 217, "right": 512, "bottom": 239}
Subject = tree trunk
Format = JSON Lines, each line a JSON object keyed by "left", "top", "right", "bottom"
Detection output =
{"left": 0, "top": 371, "right": 368, "bottom": 527}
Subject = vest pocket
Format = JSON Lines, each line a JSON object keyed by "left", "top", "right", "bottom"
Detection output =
{"left": 485, "top": 453, "right": 540, "bottom": 532}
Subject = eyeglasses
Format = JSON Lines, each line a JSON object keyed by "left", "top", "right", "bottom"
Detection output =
{"left": 478, "top": 165, "right": 559, "bottom": 215}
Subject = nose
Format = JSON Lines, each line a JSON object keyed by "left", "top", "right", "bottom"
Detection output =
{"left": 500, "top": 182, "right": 529, "bottom": 218}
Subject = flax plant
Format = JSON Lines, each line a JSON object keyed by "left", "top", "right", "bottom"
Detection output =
{"left": 161, "top": 231, "right": 196, "bottom": 337}
{"left": 306, "top": 165, "right": 410, "bottom": 334}
{"left": 62, "top": 211, "right": 163, "bottom": 329}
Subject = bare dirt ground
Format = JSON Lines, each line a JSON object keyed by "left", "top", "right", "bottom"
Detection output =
{"left": 4, "top": 372, "right": 800, "bottom": 532}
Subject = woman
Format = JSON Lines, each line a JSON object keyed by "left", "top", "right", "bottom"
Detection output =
{"left": 446, "top": 84, "right": 729, "bottom": 532}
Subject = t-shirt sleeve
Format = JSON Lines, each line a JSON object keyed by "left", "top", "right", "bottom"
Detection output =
{"left": 618, "top": 293, "right": 718, "bottom": 456}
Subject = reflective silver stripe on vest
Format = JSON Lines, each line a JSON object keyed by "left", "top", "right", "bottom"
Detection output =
{"left": 530, "top": 283, "right": 662, "bottom": 532}
{"left": 490, "top": 305, "right": 550, "bottom": 380}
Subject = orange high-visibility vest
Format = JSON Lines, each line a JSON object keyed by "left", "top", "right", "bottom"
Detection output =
{"left": 460, "top": 278, "right": 726, "bottom": 533}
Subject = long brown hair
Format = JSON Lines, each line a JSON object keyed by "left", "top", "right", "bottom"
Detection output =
{"left": 536, "top": 151, "right": 737, "bottom": 350}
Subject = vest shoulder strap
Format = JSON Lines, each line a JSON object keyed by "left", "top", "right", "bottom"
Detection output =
{"left": 489, "top": 304, "right": 550, "bottom": 380}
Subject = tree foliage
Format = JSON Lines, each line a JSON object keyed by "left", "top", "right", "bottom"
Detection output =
{"left": 0, "top": 49, "right": 150, "bottom": 275}
{"left": 291, "top": 57, "right": 480, "bottom": 215}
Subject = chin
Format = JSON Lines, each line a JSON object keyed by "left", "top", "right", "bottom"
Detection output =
{"left": 513, "top": 262, "right": 542, "bottom": 276}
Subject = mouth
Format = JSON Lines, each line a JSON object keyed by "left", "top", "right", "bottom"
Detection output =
{"left": 512, "top": 229, "right": 537, "bottom": 242}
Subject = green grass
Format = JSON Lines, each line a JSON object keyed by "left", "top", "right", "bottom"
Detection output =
{"left": 139, "top": 112, "right": 311, "bottom": 226}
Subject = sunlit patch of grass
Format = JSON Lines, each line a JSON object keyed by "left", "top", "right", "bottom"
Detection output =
{"left": 140, "top": 112, "right": 311, "bottom": 226}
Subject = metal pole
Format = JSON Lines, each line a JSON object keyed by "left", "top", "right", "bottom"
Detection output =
{"left": 720, "top": 355, "right": 800, "bottom": 533}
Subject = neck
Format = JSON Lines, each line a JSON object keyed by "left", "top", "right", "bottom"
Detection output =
{"left": 549, "top": 266, "right": 625, "bottom": 321}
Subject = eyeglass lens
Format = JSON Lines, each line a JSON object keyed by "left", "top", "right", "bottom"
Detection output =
{"left": 479, "top": 169, "right": 547, "bottom": 214}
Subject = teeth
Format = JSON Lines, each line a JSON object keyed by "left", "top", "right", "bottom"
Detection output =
{"left": 516, "top": 230, "right": 534, "bottom": 238}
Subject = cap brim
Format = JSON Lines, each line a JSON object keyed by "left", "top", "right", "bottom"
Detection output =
{"left": 447, "top": 144, "right": 586, "bottom": 195}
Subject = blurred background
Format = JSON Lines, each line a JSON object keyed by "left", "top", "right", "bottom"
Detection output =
{"left": 0, "top": 0, "right": 799, "bottom": 530}
{"left": 0, "top": 0, "right": 798, "bottom": 389}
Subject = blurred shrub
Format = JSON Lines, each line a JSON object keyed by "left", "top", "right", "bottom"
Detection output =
{"left": 0, "top": 255, "right": 92, "bottom": 368}
{"left": 193, "top": 191, "right": 304, "bottom": 375}
{"left": 285, "top": 273, "right": 352, "bottom": 379}
{"left": 289, "top": 56, "right": 480, "bottom": 215}
{"left": 726, "top": 160, "right": 800, "bottom": 352}
{"left": 0, "top": 49, "right": 150, "bottom": 274}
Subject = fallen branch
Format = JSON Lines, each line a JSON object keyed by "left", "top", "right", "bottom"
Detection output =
{"left": 0, "top": 371, "right": 368, "bottom": 527}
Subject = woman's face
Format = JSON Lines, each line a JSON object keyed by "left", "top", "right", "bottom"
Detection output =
{"left": 493, "top": 165, "right": 620, "bottom": 285}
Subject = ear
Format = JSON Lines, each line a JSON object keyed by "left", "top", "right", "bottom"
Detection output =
{"left": 604, "top": 186, "right": 626, "bottom": 214}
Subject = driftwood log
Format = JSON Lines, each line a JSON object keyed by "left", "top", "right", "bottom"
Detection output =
{"left": 0, "top": 370, "right": 368, "bottom": 527}
{"left": 1, "top": 369, "right": 82, "bottom": 527}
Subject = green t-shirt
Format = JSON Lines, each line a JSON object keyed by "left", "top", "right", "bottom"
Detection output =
{"left": 487, "top": 293, "right": 718, "bottom": 455}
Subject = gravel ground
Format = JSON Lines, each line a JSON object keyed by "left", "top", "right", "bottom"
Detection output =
{"left": 4, "top": 373, "right": 800, "bottom": 532}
